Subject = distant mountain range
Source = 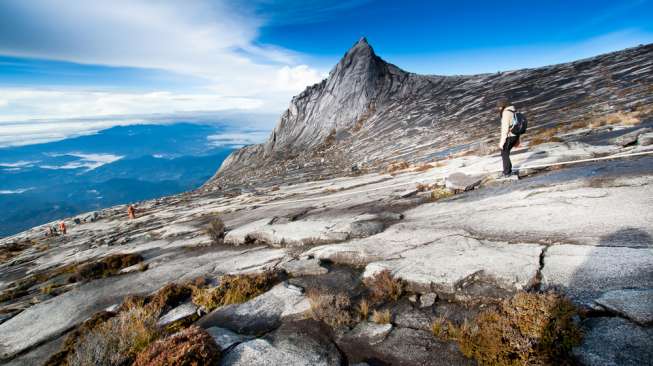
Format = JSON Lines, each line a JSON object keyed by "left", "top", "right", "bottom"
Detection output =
{"left": 0, "top": 123, "right": 253, "bottom": 237}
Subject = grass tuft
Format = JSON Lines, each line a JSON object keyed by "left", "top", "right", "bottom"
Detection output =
{"left": 434, "top": 291, "right": 582, "bottom": 366}
{"left": 191, "top": 271, "right": 277, "bottom": 311}
{"left": 364, "top": 269, "right": 403, "bottom": 304}
{"left": 371, "top": 309, "right": 391, "bottom": 324}
{"left": 307, "top": 289, "right": 354, "bottom": 328}
{"left": 207, "top": 216, "right": 226, "bottom": 245}
{"left": 133, "top": 325, "right": 220, "bottom": 366}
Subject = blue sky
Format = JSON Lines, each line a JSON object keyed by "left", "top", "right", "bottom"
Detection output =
{"left": 0, "top": 0, "right": 651, "bottom": 146}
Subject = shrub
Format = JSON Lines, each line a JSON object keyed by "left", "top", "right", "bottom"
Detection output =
{"left": 386, "top": 161, "right": 410, "bottom": 174}
{"left": 430, "top": 188, "right": 454, "bottom": 202}
{"left": 414, "top": 163, "right": 434, "bottom": 172}
{"left": 364, "top": 269, "right": 403, "bottom": 303}
{"left": 147, "top": 283, "right": 191, "bottom": 316}
{"left": 437, "top": 291, "right": 582, "bottom": 366}
{"left": 0, "top": 241, "right": 30, "bottom": 263}
{"left": 307, "top": 289, "right": 353, "bottom": 328}
{"left": 191, "top": 272, "right": 277, "bottom": 311}
{"left": 71, "top": 253, "right": 143, "bottom": 282}
{"left": 371, "top": 309, "right": 391, "bottom": 324}
{"left": 133, "top": 326, "right": 220, "bottom": 366}
{"left": 207, "top": 216, "right": 226, "bottom": 244}
{"left": 67, "top": 306, "right": 160, "bottom": 366}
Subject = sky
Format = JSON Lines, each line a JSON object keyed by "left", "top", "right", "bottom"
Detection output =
{"left": 0, "top": 0, "right": 652, "bottom": 147}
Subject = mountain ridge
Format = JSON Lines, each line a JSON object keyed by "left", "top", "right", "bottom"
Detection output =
{"left": 207, "top": 40, "right": 653, "bottom": 189}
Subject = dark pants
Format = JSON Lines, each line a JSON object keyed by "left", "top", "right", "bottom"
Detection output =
{"left": 501, "top": 136, "right": 519, "bottom": 175}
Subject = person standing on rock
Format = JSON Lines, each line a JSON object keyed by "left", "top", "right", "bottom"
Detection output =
{"left": 498, "top": 99, "right": 520, "bottom": 177}
{"left": 58, "top": 221, "right": 67, "bottom": 235}
{"left": 127, "top": 204, "right": 136, "bottom": 220}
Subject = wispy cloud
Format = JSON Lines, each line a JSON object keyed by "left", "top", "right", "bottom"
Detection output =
{"left": 40, "top": 153, "right": 123, "bottom": 170}
{"left": 207, "top": 131, "right": 270, "bottom": 147}
{"left": 0, "top": 0, "right": 327, "bottom": 146}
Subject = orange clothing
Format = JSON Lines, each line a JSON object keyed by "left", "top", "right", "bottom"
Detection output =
{"left": 127, "top": 205, "right": 136, "bottom": 219}
{"left": 59, "top": 222, "right": 67, "bottom": 235}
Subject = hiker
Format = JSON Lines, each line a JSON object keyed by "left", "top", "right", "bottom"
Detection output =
{"left": 498, "top": 99, "right": 520, "bottom": 177}
{"left": 127, "top": 204, "right": 136, "bottom": 220}
{"left": 59, "top": 221, "right": 67, "bottom": 235}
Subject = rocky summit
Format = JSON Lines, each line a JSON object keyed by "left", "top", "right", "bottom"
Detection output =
{"left": 1, "top": 40, "right": 653, "bottom": 366}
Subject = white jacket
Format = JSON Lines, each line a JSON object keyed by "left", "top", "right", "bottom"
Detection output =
{"left": 500, "top": 106, "right": 517, "bottom": 148}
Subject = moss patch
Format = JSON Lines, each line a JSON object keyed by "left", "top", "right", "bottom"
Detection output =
{"left": 434, "top": 291, "right": 582, "bottom": 366}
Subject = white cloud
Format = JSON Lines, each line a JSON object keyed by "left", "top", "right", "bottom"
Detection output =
{"left": 207, "top": 131, "right": 269, "bottom": 147}
{"left": 0, "top": 0, "right": 326, "bottom": 106}
{"left": 40, "top": 153, "right": 123, "bottom": 170}
{"left": 0, "top": 160, "right": 38, "bottom": 168}
{"left": 0, "top": 188, "right": 33, "bottom": 194}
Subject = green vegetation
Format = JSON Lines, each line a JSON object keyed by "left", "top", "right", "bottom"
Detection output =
{"left": 191, "top": 271, "right": 278, "bottom": 311}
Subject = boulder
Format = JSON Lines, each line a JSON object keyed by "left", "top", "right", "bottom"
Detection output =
{"left": 221, "top": 320, "right": 342, "bottom": 366}
{"left": 348, "top": 220, "right": 385, "bottom": 238}
{"left": 573, "top": 317, "right": 653, "bottom": 366}
{"left": 638, "top": 132, "right": 653, "bottom": 146}
{"left": 197, "top": 282, "right": 310, "bottom": 334}
{"left": 281, "top": 258, "right": 329, "bottom": 277}
{"left": 445, "top": 172, "right": 482, "bottom": 191}
{"left": 346, "top": 322, "right": 393, "bottom": 345}
{"left": 594, "top": 289, "right": 653, "bottom": 325}
{"left": 611, "top": 127, "right": 652, "bottom": 146}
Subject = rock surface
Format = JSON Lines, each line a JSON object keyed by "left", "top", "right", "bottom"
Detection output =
{"left": 206, "top": 326, "right": 252, "bottom": 351}
{"left": 221, "top": 320, "right": 342, "bottom": 366}
{"left": 281, "top": 258, "right": 328, "bottom": 277}
{"left": 594, "top": 289, "right": 653, "bottom": 325}
{"left": 445, "top": 172, "right": 482, "bottom": 191}
{"left": 573, "top": 317, "right": 653, "bottom": 366}
{"left": 197, "top": 282, "right": 310, "bottom": 334}
{"left": 346, "top": 322, "right": 393, "bottom": 345}
{"left": 157, "top": 301, "right": 198, "bottom": 326}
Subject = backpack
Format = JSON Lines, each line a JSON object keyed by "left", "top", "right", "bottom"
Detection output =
{"left": 510, "top": 110, "right": 528, "bottom": 135}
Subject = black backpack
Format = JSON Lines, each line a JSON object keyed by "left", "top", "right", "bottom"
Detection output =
{"left": 510, "top": 111, "right": 528, "bottom": 135}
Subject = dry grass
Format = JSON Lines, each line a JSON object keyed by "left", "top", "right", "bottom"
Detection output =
{"left": 191, "top": 271, "right": 277, "bottom": 311}
{"left": 67, "top": 306, "right": 160, "bottom": 366}
{"left": 587, "top": 111, "right": 641, "bottom": 128}
{"left": 133, "top": 326, "right": 220, "bottom": 366}
{"left": 307, "top": 289, "right": 354, "bottom": 328}
{"left": 414, "top": 163, "right": 434, "bottom": 172}
{"left": 71, "top": 253, "right": 143, "bottom": 283}
{"left": 429, "top": 188, "right": 454, "bottom": 202}
{"left": 207, "top": 216, "right": 225, "bottom": 245}
{"left": 0, "top": 241, "right": 30, "bottom": 263}
{"left": 528, "top": 126, "right": 565, "bottom": 146}
{"left": 371, "top": 309, "right": 391, "bottom": 324}
{"left": 386, "top": 161, "right": 410, "bottom": 174}
{"left": 270, "top": 186, "right": 280, "bottom": 192}
{"left": 435, "top": 291, "right": 582, "bottom": 366}
{"left": 364, "top": 269, "right": 403, "bottom": 304}
{"left": 357, "top": 298, "right": 370, "bottom": 321}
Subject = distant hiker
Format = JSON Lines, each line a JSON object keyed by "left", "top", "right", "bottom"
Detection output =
{"left": 59, "top": 221, "right": 67, "bottom": 235}
{"left": 127, "top": 204, "right": 136, "bottom": 220}
{"left": 498, "top": 99, "right": 527, "bottom": 177}
{"left": 48, "top": 225, "right": 58, "bottom": 237}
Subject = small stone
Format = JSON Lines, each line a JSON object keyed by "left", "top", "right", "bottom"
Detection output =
{"left": 157, "top": 301, "right": 198, "bottom": 326}
{"left": 281, "top": 259, "right": 328, "bottom": 277}
{"left": 408, "top": 294, "right": 417, "bottom": 303}
{"left": 445, "top": 172, "right": 482, "bottom": 191}
{"left": 347, "top": 322, "right": 393, "bottom": 345}
{"left": 348, "top": 220, "right": 385, "bottom": 238}
{"left": 419, "top": 293, "right": 437, "bottom": 308}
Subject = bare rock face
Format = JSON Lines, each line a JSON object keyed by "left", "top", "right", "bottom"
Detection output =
{"left": 208, "top": 40, "right": 653, "bottom": 189}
